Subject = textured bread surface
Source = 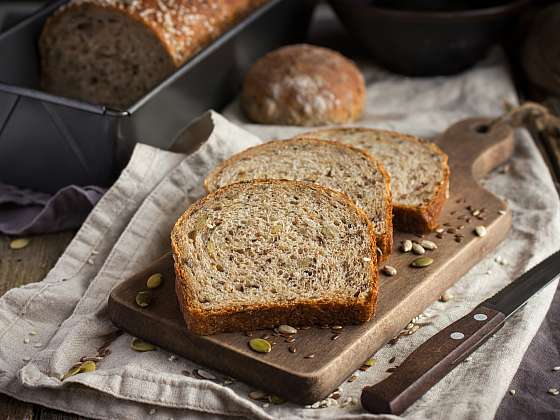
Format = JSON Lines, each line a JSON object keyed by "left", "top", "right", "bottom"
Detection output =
{"left": 301, "top": 128, "right": 449, "bottom": 233}
{"left": 40, "top": 0, "right": 265, "bottom": 108}
{"left": 241, "top": 44, "right": 365, "bottom": 126}
{"left": 204, "top": 138, "right": 393, "bottom": 258}
{"left": 171, "top": 180, "right": 378, "bottom": 335}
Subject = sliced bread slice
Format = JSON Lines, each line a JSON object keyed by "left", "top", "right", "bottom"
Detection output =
{"left": 171, "top": 179, "right": 378, "bottom": 335}
{"left": 299, "top": 128, "right": 450, "bottom": 233}
{"left": 204, "top": 138, "right": 393, "bottom": 259}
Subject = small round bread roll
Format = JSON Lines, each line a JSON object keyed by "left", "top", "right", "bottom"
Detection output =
{"left": 241, "top": 44, "right": 366, "bottom": 126}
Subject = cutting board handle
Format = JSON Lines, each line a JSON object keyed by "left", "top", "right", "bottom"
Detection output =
{"left": 436, "top": 118, "right": 514, "bottom": 181}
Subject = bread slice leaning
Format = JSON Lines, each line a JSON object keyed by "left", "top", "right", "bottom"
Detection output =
{"left": 171, "top": 179, "right": 378, "bottom": 335}
{"left": 204, "top": 138, "right": 393, "bottom": 259}
{"left": 299, "top": 128, "right": 450, "bottom": 233}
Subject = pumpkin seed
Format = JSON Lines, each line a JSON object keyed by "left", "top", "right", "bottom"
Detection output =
{"left": 412, "top": 243, "right": 425, "bottom": 255}
{"left": 278, "top": 325, "right": 297, "bottom": 335}
{"left": 146, "top": 273, "right": 163, "bottom": 289}
{"left": 420, "top": 240, "right": 437, "bottom": 250}
{"left": 80, "top": 360, "right": 96, "bottom": 373}
{"left": 61, "top": 366, "right": 82, "bottom": 381}
{"left": 195, "top": 369, "right": 216, "bottom": 380}
{"left": 9, "top": 238, "right": 30, "bottom": 250}
{"left": 382, "top": 265, "right": 397, "bottom": 276}
{"left": 135, "top": 291, "right": 152, "bottom": 308}
{"left": 475, "top": 225, "right": 487, "bottom": 237}
{"left": 364, "top": 358, "right": 376, "bottom": 367}
{"left": 411, "top": 257, "right": 433, "bottom": 268}
{"left": 548, "top": 388, "right": 559, "bottom": 396}
{"left": 249, "top": 338, "right": 271, "bottom": 353}
{"left": 270, "top": 395, "right": 286, "bottom": 405}
{"left": 401, "top": 240, "right": 412, "bottom": 253}
{"left": 249, "top": 390, "right": 268, "bottom": 401}
{"left": 131, "top": 338, "right": 157, "bottom": 352}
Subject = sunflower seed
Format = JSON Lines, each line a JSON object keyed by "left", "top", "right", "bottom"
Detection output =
{"left": 553, "top": 366, "right": 560, "bottom": 371}
{"left": 80, "top": 356, "right": 103, "bottom": 362}
{"left": 289, "top": 346, "right": 297, "bottom": 353}
{"left": 389, "top": 356, "right": 396, "bottom": 364}
{"left": 249, "top": 338, "right": 271, "bottom": 353}
{"left": 304, "top": 353, "right": 315, "bottom": 359}
{"left": 9, "top": 238, "right": 30, "bottom": 250}
{"left": 548, "top": 388, "right": 559, "bottom": 396}
{"left": 412, "top": 243, "right": 425, "bottom": 255}
{"left": 331, "top": 334, "right": 341, "bottom": 341}
{"left": 472, "top": 209, "right": 481, "bottom": 216}
{"left": 475, "top": 226, "right": 487, "bottom": 237}
{"left": 23, "top": 338, "right": 29, "bottom": 344}
{"left": 382, "top": 265, "right": 397, "bottom": 276}
{"left": 331, "top": 325, "right": 343, "bottom": 330}
{"left": 249, "top": 390, "right": 269, "bottom": 401}
{"left": 510, "top": 389, "right": 516, "bottom": 395}
{"left": 401, "top": 240, "right": 413, "bottom": 253}
{"left": 278, "top": 325, "right": 297, "bottom": 335}
{"left": 195, "top": 369, "right": 216, "bottom": 380}
{"left": 135, "top": 291, "right": 152, "bottom": 308}
{"left": 498, "top": 210, "right": 507, "bottom": 215}
{"left": 131, "top": 338, "right": 157, "bottom": 352}
{"left": 146, "top": 273, "right": 163, "bottom": 289}
{"left": 420, "top": 240, "right": 437, "bottom": 250}
{"left": 436, "top": 228, "right": 445, "bottom": 234}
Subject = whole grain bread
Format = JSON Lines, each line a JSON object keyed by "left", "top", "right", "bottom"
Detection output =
{"left": 241, "top": 44, "right": 366, "bottom": 126}
{"left": 204, "top": 138, "right": 393, "bottom": 258}
{"left": 171, "top": 179, "right": 378, "bottom": 335}
{"left": 300, "top": 128, "right": 450, "bottom": 233}
{"left": 39, "top": 0, "right": 265, "bottom": 108}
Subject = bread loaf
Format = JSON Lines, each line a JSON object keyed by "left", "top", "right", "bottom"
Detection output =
{"left": 241, "top": 44, "right": 366, "bottom": 126}
{"left": 39, "top": 0, "right": 265, "bottom": 108}
{"left": 171, "top": 179, "right": 378, "bottom": 335}
{"left": 300, "top": 128, "right": 449, "bottom": 233}
{"left": 204, "top": 138, "right": 393, "bottom": 258}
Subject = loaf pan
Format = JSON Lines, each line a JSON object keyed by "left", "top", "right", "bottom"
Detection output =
{"left": 0, "top": 0, "right": 315, "bottom": 193}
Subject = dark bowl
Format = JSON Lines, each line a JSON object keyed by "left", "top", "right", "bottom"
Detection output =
{"left": 329, "top": 0, "right": 529, "bottom": 76}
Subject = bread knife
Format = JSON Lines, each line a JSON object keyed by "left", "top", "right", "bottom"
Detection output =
{"left": 361, "top": 250, "right": 560, "bottom": 415}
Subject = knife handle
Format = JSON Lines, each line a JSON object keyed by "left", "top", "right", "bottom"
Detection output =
{"left": 361, "top": 305, "right": 505, "bottom": 415}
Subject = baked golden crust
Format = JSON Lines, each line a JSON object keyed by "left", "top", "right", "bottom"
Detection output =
{"left": 171, "top": 179, "right": 378, "bottom": 336}
{"left": 204, "top": 138, "right": 393, "bottom": 261}
{"left": 241, "top": 44, "right": 366, "bottom": 126}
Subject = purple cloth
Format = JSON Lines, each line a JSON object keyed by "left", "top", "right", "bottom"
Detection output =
{"left": 0, "top": 183, "right": 105, "bottom": 235}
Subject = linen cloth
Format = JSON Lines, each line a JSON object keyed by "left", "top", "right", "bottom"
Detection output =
{"left": 0, "top": 52, "right": 559, "bottom": 420}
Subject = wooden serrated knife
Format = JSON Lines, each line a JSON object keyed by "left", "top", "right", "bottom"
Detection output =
{"left": 361, "top": 250, "right": 560, "bottom": 415}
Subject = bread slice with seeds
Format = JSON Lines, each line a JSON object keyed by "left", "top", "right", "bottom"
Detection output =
{"left": 299, "top": 128, "right": 449, "bottom": 233}
{"left": 171, "top": 179, "right": 378, "bottom": 335}
{"left": 204, "top": 138, "right": 393, "bottom": 259}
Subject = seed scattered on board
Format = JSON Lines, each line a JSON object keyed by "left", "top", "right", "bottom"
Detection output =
{"left": 401, "top": 240, "right": 413, "bottom": 253}
{"left": 553, "top": 366, "right": 560, "bottom": 371}
{"left": 475, "top": 225, "right": 487, "bottom": 237}
{"left": 382, "top": 265, "right": 397, "bottom": 276}
{"left": 411, "top": 257, "right": 433, "bottom": 268}
{"left": 548, "top": 388, "right": 559, "bottom": 396}
{"left": 135, "top": 291, "right": 152, "bottom": 308}
{"left": 249, "top": 338, "right": 272, "bottom": 353}
{"left": 412, "top": 243, "right": 425, "bottom": 255}
{"left": 420, "top": 240, "right": 437, "bottom": 250}
{"left": 510, "top": 389, "right": 516, "bottom": 395}
{"left": 278, "top": 324, "right": 297, "bottom": 335}
{"left": 9, "top": 238, "right": 30, "bottom": 250}
{"left": 146, "top": 273, "right": 163, "bottom": 289}
{"left": 131, "top": 337, "right": 157, "bottom": 352}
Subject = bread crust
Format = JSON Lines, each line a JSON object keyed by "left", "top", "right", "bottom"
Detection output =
{"left": 171, "top": 179, "right": 378, "bottom": 336}
{"left": 241, "top": 44, "right": 366, "bottom": 126}
{"left": 298, "top": 127, "right": 450, "bottom": 234}
{"left": 43, "top": 0, "right": 264, "bottom": 67}
{"left": 204, "top": 137, "right": 393, "bottom": 260}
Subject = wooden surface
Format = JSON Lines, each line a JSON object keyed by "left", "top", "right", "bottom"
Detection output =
{"left": 108, "top": 117, "right": 515, "bottom": 404}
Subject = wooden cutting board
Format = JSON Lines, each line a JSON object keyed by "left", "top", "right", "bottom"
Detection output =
{"left": 108, "top": 118, "right": 514, "bottom": 405}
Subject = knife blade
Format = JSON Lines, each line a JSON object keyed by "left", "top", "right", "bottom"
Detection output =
{"left": 361, "top": 250, "right": 560, "bottom": 415}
